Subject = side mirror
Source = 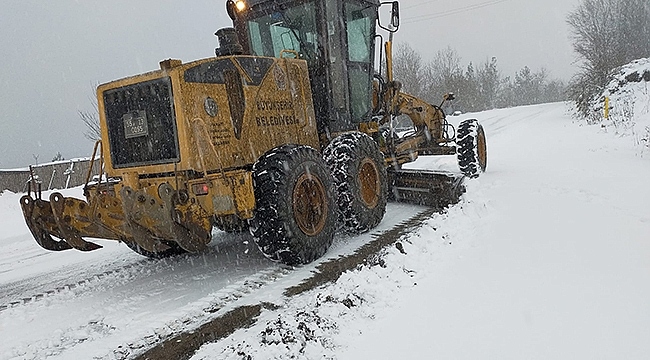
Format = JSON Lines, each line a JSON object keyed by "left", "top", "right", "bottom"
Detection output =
{"left": 391, "top": 2, "right": 400, "bottom": 28}
{"left": 440, "top": 93, "right": 455, "bottom": 107}
{"left": 378, "top": 1, "right": 400, "bottom": 33}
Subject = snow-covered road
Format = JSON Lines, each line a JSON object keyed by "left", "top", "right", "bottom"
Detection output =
{"left": 340, "top": 103, "right": 650, "bottom": 359}
{"left": 1, "top": 101, "right": 649, "bottom": 359}
{"left": 192, "top": 102, "right": 650, "bottom": 359}
{"left": 0, "top": 187, "right": 424, "bottom": 359}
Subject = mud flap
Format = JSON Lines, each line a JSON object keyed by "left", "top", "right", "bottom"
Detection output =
{"left": 19, "top": 195, "right": 72, "bottom": 251}
{"left": 388, "top": 169, "right": 465, "bottom": 210}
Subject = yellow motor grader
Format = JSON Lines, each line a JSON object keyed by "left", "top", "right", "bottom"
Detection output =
{"left": 20, "top": 0, "right": 487, "bottom": 265}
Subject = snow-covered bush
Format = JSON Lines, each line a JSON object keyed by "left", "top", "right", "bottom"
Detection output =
{"left": 583, "top": 58, "right": 650, "bottom": 153}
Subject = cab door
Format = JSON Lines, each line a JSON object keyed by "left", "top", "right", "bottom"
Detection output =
{"left": 343, "top": 1, "right": 377, "bottom": 124}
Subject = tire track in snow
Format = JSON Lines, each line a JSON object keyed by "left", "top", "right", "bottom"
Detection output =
{"left": 0, "top": 231, "right": 268, "bottom": 312}
{"left": 107, "top": 267, "right": 292, "bottom": 360}
{"left": 5, "top": 266, "right": 293, "bottom": 360}
{"left": 0, "top": 203, "right": 445, "bottom": 359}
{"left": 0, "top": 258, "right": 157, "bottom": 312}
{"left": 132, "top": 206, "right": 442, "bottom": 360}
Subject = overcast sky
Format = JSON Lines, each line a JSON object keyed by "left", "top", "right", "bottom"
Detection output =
{"left": 0, "top": 0, "right": 582, "bottom": 169}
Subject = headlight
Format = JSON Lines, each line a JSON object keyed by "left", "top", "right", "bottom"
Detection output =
{"left": 235, "top": 0, "right": 246, "bottom": 12}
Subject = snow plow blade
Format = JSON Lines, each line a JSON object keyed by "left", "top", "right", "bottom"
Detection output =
{"left": 388, "top": 169, "right": 465, "bottom": 209}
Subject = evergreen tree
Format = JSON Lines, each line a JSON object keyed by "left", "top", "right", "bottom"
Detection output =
{"left": 477, "top": 57, "right": 500, "bottom": 110}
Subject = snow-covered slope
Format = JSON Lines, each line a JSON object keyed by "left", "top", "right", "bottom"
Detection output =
{"left": 593, "top": 58, "right": 650, "bottom": 153}
{"left": 1, "top": 102, "right": 649, "bottom": 359}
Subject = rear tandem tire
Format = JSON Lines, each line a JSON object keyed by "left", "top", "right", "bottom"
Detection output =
{"left": 249, "top": 145, "right": 336, "bottom": 266}
{"left": 456, "top": 119, "right": 487, "bottom": 178}
{"left": 323, "top": 132, "right": 387, "bottom": 233}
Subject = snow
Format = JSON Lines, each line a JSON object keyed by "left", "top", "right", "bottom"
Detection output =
{"left": 0, "top": 187, "right": 423, "bottom": 359}
{"left": 193, "top": 103, "right": 650, "bottom": 359}
{"left": 1, "top": 98, "right": 650, "bottom": 359}
{"left": 595, "top": 57, "right": 650, "bottom": 154}
{"left": 337, "top": 105, "right": 650, "bottom": 359}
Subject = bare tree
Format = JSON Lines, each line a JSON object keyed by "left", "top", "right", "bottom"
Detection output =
{"left": 80, "top": 84, "right": 101, "bottom": 141}
{"left": 393, "top": 44, "right": 464, "bottom": 112}
{"left": 420, "top": 46, "right": 466, "bottom": 111}
{"left": 567, "top": 0, "right": 650, "bottom": 116}
{"left": 80, "top": 110, "right": 100, "bottom": 141}
{"left": 393, "top": 42, "right": 428, "bottom": 100}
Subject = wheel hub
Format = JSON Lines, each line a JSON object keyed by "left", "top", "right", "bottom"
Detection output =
{"left": 477, "top": 127, "right": 487, "bottom": 171}
{"left": 358, "top": 158, "right": 380, "bottom": 208}
{"left": 293, "top": 173, "right": 327, "bottom": 236}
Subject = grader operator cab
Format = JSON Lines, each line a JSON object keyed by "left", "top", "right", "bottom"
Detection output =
{"left": 20, "top": 0, "right": 487, "bottom": 265}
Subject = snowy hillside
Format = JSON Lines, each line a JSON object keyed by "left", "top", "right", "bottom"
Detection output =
{"left": 592, "top": 57, "right": 650, "bottom": 153}
{"left": 1, "top": 102, "right": 649, "bottom": 360}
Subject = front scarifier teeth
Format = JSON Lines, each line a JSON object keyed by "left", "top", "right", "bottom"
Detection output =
{"left": 49, "top": 193, "right": 102, "bottom": 251}
{"left": 19, "top": 195, "right": 73, "bottom": 251}
{"left": 120, "top": 185, "right": 210, "bottom": 254}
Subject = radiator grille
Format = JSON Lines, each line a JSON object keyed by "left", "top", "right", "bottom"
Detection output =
{"left": 103, "top": 77, "right": 180, "bottom": 168}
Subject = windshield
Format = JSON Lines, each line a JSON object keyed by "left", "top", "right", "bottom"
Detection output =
{"left": 247, "top": 2, "right": 320, "bottom": 63}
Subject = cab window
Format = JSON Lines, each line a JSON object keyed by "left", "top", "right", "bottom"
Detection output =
{"left": 247, "top": 2, "right": 320, "bottom": 65}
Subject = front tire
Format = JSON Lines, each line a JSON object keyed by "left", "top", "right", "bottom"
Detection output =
{"left": 323, "top": 132, "right": 387, "bottom": 233}
{"left": 456, "top": 119, "right": 487, "bottom": 178}
{"left": 250, "top": 145, "right": 336, "bottom": 265}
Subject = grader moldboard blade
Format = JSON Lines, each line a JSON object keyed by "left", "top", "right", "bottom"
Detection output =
{"left": 388, "top": 169, "right": 466, "bottom": 210}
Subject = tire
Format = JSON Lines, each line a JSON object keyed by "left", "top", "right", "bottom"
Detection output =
{"left": 249, "top": 145, "right": 336, "bottom": 265}
{"left": 456, "top": 119, "right": 487, "bottom": 178}
{"left": 214, "top": 214, "right": 249, "bottom": 233}
{"left": 323, "top": 132, "right": 387, "bottom": 233}
{"left": 124, "top": 240, "right": 187, "bottom": 259}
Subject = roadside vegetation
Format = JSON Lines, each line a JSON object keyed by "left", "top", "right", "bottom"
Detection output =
{"left": 391, "top": 43, "right": 567, "bottom": 114}
{"left": 567, "top": 0, "right": 650, "bottom": 118}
